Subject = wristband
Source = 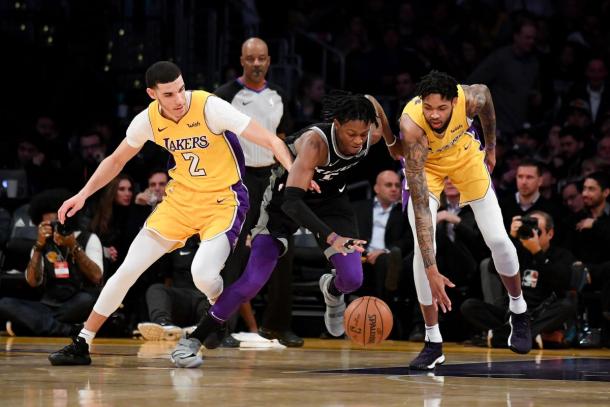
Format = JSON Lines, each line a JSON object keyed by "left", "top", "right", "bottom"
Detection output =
{"left": 385, "top": 136, "right": 398, "bottom": 147}
{"left": 328, "top": 233, "right": 339, "bottom": 245}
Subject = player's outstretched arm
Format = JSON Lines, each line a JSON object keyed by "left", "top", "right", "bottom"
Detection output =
{"left": 365, "top": 95, "right": 403, "bottom": 159}
{"left": 400, "top": 114, "right": 454, "bottom": 311}
{"left": 464, "top": 84, "right": 497, "bottom": 171}
{"left": 58, "top": 140, "right": 141, "bottom": 223}
{"left": 240, "top": 119, "right": 293, "bottom": 171}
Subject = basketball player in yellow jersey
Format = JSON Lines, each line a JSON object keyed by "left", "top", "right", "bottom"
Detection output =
{"left": 400, "top": 71, "right": 531, "bottom": 370}
{"left": 48, "top": 61, "right": 293, "bottom": 366}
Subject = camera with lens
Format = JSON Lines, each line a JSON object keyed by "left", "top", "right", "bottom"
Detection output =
{"left": 517, "top": 216, "right": 539, "bottom": 239}
{"left": 50, "top": 220, "right": 72, "bottom": 236}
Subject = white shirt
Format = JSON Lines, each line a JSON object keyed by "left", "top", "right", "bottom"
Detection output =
{"left": 229, "top": 85, "right": 284, "bottom": 167}
{"left": 369, "top": 198, "right": 395, "bottom": 251}
{"left": 516, "top": 191, "right": 541, "bottom": 212}
{"left": 125, "top": 92, "right": 251, "bottom": 148}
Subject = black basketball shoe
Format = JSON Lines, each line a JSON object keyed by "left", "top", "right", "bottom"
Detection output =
{"left": 48, "top": 336, "right": 91, "bottom": 366}
{"left": 508, "top": 311, "right": 532, "bottom": 354}
{"left": 408, "top": 341, "right": 445, "bottom": 370}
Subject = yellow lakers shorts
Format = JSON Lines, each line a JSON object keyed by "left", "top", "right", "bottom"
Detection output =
{"left": 144, "top": 180, "right": 249, "bottom": 251}
{"left": 424, "top": 133, "right": 491, "bottom": 205}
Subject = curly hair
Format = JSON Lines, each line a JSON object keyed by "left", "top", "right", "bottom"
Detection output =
{"left": 28, "top": 189, "right": 73, "bottom": 225}
{"left": 321, "top": 90, "right": 377, "bottom": 125}
{"left": 415, "top": 70, "right": 458, "bottom": 100}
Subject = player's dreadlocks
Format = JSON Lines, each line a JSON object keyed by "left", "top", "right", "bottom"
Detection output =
{"left": 415, "top": 70, "right": 458, "bottom": 100}
{"left": 322, "top": 90, "right": 377, "bottom": 125}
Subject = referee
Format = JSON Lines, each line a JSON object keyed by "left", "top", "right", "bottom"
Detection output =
{"left": 215, "top": 37, "right": 303, "bottom": 347}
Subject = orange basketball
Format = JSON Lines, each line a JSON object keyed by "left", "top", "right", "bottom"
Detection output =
{"left": 344, "top": 296, "right": 393, "bottom": 346}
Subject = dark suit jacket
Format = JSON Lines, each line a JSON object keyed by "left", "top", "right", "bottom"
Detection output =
{"left": 352, "top": 199, "right": 413, "bottom": 255}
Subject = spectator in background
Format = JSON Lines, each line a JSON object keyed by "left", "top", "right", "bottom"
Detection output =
{"left": 500, "top": 158, "right": 560, "bottom": 233}
{"left": 554, "top": 126, "right": 586, "bottom": 179}
{"left": 568, "top": 58, "right": 610, "bottom": 127}
{"left": 594, "top": 135, "right": 610, "bottom": 166}
{"left": 462, "top": 211, "right": 578, "bottom": 349}
{"left": 467, "top": 17, "right": 540, "bottom": 138}
{"left": 291, "top": 73, "right": 325, "bottom": 130}
{"left": 353, "top": 170, "right": 411, "bottom": 302}
{"left": 0, "top": 189, "right": 103, "bottom": 337}
{"left": 64, "top": 130, "right": 107, "bottom": 193}
{"left": 89, "top": 174, "right": 135, "bottom": 279}
{"left": 569, "top": 172, "right": 610, "bottom": 267}
{"left": 130, "top": 168, "right": 169, "bottom": 242}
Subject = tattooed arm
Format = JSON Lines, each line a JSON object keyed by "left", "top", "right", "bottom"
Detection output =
{"left": 464, "top": 84, "right": 497, "bottom": 171}
{"left": 400, "top": 114, "right": 455, "bottom": 312}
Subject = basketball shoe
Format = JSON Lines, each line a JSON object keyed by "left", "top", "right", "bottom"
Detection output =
{"left": 138, "top": 322, "right": 183, "bottom": 341}
{"left": 48, "top": 336, "right": 91, "bottom": 366}
{"left": 171, "top": 336, "right": 203, "bottom": 368}
{"left": 508, "top": 311, "right": 532, "bottom": 354}
{"left": 409, "top": 341, "right": 445, "bottom": 370}
{"left": 319, "top": 273, "right": 346, "bottom": 337}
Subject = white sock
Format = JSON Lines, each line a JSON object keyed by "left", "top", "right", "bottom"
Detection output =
{"left": 509, "top": 293, "right": 527, "bottom": 314}
{"left": 78, "top": 328, "right": 96, "bottom": 346}
{"left": 425, "top": 324, "right": 442, "bottom": 343}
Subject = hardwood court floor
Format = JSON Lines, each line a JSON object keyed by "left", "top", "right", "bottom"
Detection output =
{"left": 2, "top": 336, "right": 610, "bottom": 406}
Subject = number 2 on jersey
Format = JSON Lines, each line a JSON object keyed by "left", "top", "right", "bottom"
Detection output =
{"left": 181, "top": 152, "right": 206, "bottom": 176}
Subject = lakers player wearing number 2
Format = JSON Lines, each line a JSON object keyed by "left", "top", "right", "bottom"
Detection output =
{"left": 48, "top": 61, "right": 293, "bottom": 366}
{"left": 400, "top": 71, "right": 532, "bottom": 370}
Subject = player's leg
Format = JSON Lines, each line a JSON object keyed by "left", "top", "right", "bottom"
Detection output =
{"left": 316, "top": 196, "right": 364, "bottom": 337}
{"left": 470, "top": 188, "right": 531, "bottom": 354}
{"left": 406, "top": 194, "right": 446, "bottom": 370}
{"left": 48, "top": 228, "right": 176, "bottom": 365}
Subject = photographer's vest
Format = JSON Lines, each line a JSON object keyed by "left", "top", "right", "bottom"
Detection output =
{"left": 40, "top": 231, "right": 93, "bottom": 306}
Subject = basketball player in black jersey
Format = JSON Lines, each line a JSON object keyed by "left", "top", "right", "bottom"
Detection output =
{"left": 171, "top": 92, "right": 401, "bottom": 367}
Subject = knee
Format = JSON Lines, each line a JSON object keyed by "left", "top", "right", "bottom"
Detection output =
{"left": 336, "top": 268, "right": 363, "bottom": 294}
{"left": 191, "top": 270, "right": 221, "bottom": 295}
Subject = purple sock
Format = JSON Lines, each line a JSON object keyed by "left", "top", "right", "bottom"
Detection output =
{"left": 210, "top": 234, "right": 281, "bottom": 321}
{"left": 329, "top": 252, "right": 363, "bottom": 294}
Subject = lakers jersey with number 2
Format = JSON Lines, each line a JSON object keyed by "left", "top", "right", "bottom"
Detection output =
{"left": 402, "top": 85, "right": 490, "bottom": 205}
{"left": 145, "top": 90, "right": 249, "bottom": 249}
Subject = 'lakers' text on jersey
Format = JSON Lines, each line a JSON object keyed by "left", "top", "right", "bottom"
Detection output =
{"left": 148, "top": 90, "right": 245, "bottom": 192}
{"left": 402, "top": 85, "right": 490, "bottom": 205}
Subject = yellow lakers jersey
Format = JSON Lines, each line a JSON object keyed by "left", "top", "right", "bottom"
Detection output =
{"left": 402, "top": 85, "right": 472, "bottom": 159}
{"left": 401, "top": 85, "right": 490, "bottom": 204}
{"left": 148, "top": 91, "right": 242, "bottom": 192}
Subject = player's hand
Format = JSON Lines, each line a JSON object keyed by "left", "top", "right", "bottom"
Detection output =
{"left": 328, "top": 233, "right": 366, "bottom": 256}
{"left": 58, "top": 193, "right": 86, "bottom": 224}
{"left": 425, "top": 265, "right": 455, "bottom": 313}
{"left": 576, "top": 218, "right": 595, "bottom": 231}
{"left": 309, "top": 180, "right": 321, "bottom": 194}
{"left": 509, "top": 216, "right": 522, "bottom": 239}
{"left": 485, "top": 148, "right": 496, "bottom": 173}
